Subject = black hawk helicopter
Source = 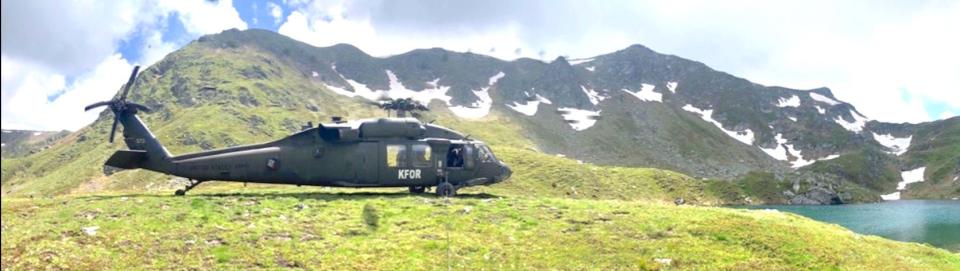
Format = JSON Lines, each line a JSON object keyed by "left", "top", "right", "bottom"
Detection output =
{"left": 85, "top": 66, "right": 512, "bottom": 197}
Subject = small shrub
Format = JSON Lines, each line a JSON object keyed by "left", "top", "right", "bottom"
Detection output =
{"left": 362, "top": 203, "right": 379, "bottom": 229}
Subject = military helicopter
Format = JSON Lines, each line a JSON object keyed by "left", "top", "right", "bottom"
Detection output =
{"left": 85, "top": 66, "right": 512, "bottom": 197}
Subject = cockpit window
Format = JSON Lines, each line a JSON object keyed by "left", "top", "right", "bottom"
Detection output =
{"left": 477, "top": 144, "right": 496, "bottom": 163}
{"left": 386, "top": 144, "right": 407, "bottom": 167}
{"left": 411, "top": 144, "right": 431, "bottom": 168}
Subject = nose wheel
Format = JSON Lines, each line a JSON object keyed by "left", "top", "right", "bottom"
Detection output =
{"left": 436, "top": 181, "right": 456, "bottom": 197}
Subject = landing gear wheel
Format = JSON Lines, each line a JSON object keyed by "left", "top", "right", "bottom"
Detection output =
{"left": 174, "top": 179, "right": 201, "bottom": 196}
{"left": 409, "top": 186, "right": 426, "bottom": 194}
{"left": 436, "top": 182, "right": 456, "bottom": 197}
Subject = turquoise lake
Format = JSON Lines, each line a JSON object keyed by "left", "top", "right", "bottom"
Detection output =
{"left": 740, "top": 200, "right": 960, "bottom": 251}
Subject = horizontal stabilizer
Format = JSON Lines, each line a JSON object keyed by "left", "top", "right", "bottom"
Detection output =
{"left": 105, "top": 150, "right": 147, "bottom": 169}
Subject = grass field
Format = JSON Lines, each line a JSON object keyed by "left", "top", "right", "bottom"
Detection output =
{"left": 2, "top": 186, "right": 958, "bottom": 270}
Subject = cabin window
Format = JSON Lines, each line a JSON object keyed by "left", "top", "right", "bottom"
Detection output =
{"left": 386, "top": 144, "right": 408, "bottom": 167}
{"left": 411, "top": 144, "right": 432, "bottom": 168}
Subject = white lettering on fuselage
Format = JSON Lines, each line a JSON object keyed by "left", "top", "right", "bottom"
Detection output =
{"left": 398, "top": 169, "right": 421, "bottom": 180}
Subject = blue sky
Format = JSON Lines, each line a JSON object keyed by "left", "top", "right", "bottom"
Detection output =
{"left": 2, "top": 0, "right": 958, "bottom": 131}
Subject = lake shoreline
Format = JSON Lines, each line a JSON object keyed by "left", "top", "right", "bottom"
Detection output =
{"left": 732, "top": 200, "right": 960, "bottom": 252}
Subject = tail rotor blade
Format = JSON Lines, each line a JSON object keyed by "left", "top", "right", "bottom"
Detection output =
{"left": 109, "top": 115, "right": 120, "bottom": 143}
{"left": 126, "top": 102, "right": 152, "bottom": 113}
{"left": 120, "top": 66, "right": 140, "bottom": 101}
{"left": 84, "top": 101, "right": 112, "bottom": 111}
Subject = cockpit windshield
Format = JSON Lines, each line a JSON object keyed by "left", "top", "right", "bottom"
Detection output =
{"left": 476, "top": 143, "right": 496, "bottom": 163}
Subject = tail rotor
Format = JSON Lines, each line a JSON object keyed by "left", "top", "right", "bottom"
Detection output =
{"left": 84, "top": 66, "right": 152, "bottom": 143}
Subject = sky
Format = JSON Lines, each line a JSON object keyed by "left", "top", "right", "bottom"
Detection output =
{"left": 2, "top": 0, "right": 957, "bottom": 131}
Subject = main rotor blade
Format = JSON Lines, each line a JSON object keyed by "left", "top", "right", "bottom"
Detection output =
{"left": 109, "top": 115, "right": 120, "bottom": 143}
{"left": 120, "top": 66, "right": 140, "bottom": 101}
{"left": 84, "top": 101, "right": 112, "bottom": 111}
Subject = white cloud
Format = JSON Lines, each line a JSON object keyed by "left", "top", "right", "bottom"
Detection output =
{"left": 2, "top": 54, "right": 133, "bottom": 131}
{"left": 268, "top": 2, "right": 284, "bottom": 25}
{"left": 1, "top": 0, "right": 247, "bottom": 131}
{"left": 1, "top": 1, "right": 150, "bottom": 75}
{"left": 939, "top": 111, "right": 958, "bottom": 120}
{"left": 156, "top": 0, "right": 247, "bottom": 36}
{"left": 278, "top": 1, "right": 535, "bottom": 60}
{"left": 139, "top": 30, "right": 179, "bottom": 68}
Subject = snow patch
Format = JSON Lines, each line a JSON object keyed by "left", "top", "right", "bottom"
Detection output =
{"left": 449, "top": 89, "right": 492, "bottom": 119}
{"left": 323, "top": 66, "right": 453, "bottom": 106}
{"left": 787, "top": 116, "right": 797, "bottom": 122}
{"left": 666, "top": 81, "right": 678, "bottom": 93}
{"left": 759, "top": 134, "right": 831, "bottom": 167}
{"left": 776, "top": 95, "right": 801, "bottom": 108}
{"left": 815, "top": 106, "right": 826, "bottom": 114}
{"left": 785, "top": 143, "right": 814, "bottom": 168}
{"left": 810, "top": 92, "right": 840, "bottom": 105}
{"left": 506, "top": 94, "right": 552, "bottom": 116}
{"left": 682, "top": 104, "right": 755, "bottom": 145}
{"left": 448, "top": 72, "right": 505, "bottom": 119}
{"left": 537, "top": 95, "right": 552, "bottom": 104}
{"left": 872, "top": 132, "right": 912, "bottom": 155}
{"left": 581, "top": 86, "right": 606, "bottom": 105}
{"left": 882, "top": 167, "right": 926, "bottom": 200}
{"left": 507, "top": 101, "right": 539, "bottom": 116}
{"left": 568, "top": 57, "right": 594, "bottom": 65}
{"left": 899, "top": 167, "right": 926, "bottom": 190}
{"left": 834, "top": 110, "right": 869, "bottom": 133}
{"left": 384, "top": 70, "right": 453, "bottom": 105}
{"left": 622, "top": 84, "right": 662, "bottom": 102}
{"left": 881, "top": 192, "right": 900, "bottom": 201}
{"left": 820, "top": 154, "right": 840, "bottom": 161}
{"left": 487, "top": 71, "right": 506, "bottom": 85}
{"left": 760, "top": 134, "right": 790, "bottom": 161}
{"left": 558, "top": 107, "right": 601, "bottom": 131}
{"left": 585, "top": 66, "right": 596, "bottom": 72}
{"left": 311, "top": 71, "right": 319, "bottom": 77}
{"left": 1, "top": 143, "right": 5, "bottom": 147}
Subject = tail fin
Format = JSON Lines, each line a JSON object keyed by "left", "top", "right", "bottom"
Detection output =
{"left": 115, "top": 112, "right": 172, "bottom": 171}
{"left": 119, "top": 113, "right": 170, "bottom": 157}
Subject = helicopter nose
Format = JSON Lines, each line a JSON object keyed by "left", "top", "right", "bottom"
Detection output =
{"left": 498, "top": 163, "right": 512, "bottom": 182}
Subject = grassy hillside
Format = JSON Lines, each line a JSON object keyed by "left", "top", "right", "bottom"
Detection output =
{"left": 902, "top": 117, "right": 960, "bottom": 199}
{"left": 3, "top": 189, "right": 957, "bottom": 270}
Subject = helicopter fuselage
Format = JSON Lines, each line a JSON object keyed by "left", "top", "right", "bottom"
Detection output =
{"left": 107, "top": 116, "right": 511, "bottom": 195}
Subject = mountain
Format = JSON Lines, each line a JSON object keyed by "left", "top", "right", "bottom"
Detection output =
{"left": 1, "top": 29, "right": 957, "bottom": 203}
{"left": 1, "top": 129, "right": 69, "bottom": 158}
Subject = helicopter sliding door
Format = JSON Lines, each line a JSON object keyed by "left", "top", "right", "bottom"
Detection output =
{"left": 444, "top": 143, "right": 475, "bottom": 185}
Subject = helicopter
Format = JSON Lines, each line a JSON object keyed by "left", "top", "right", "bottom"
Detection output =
{"left": 85, "top": 66, "right": 512, "bottom": 197}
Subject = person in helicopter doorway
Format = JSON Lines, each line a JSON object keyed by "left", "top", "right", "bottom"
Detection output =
{"left": 447, "top": 145, "right": 464, "bottom": 167}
